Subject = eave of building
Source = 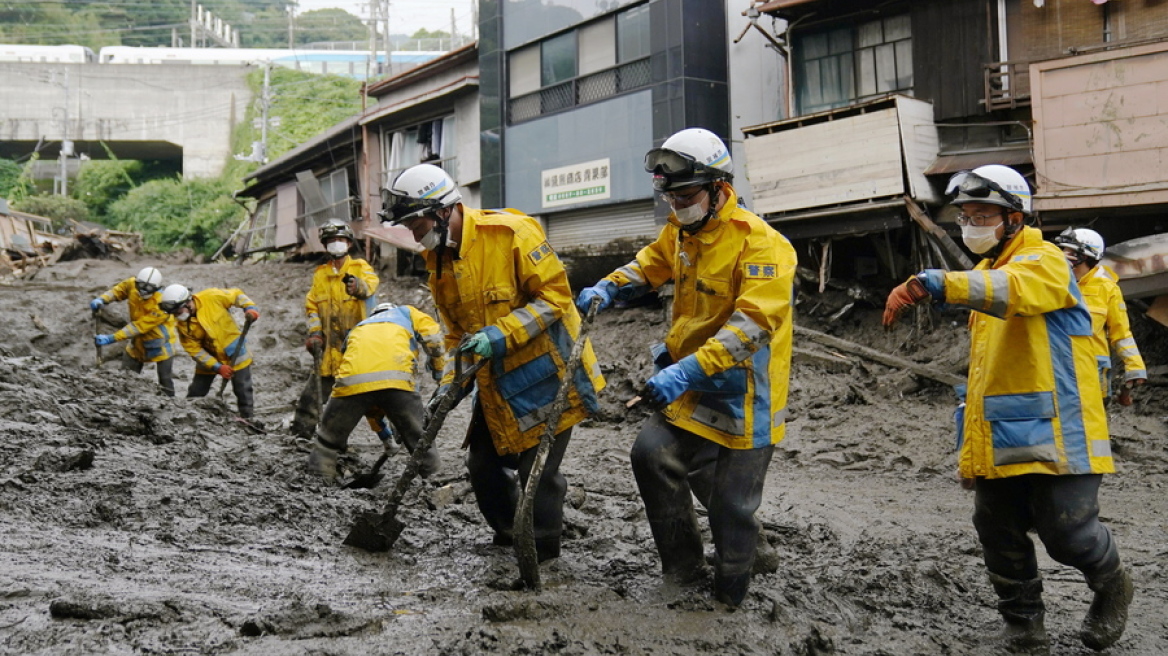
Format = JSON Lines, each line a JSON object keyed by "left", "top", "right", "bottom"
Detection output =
{"left": 360, "top": 75, "right": 478, "bottom": 126}
{"left": 237, "top": 113, "right": 361, "bottom": 197}
{"left": 364, "top": 42, "right": 478, "bottom": 98}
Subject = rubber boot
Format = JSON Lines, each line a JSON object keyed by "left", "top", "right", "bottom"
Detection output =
{"left": 307, "top": 438, "right": 341, "bottom": 484}
{"left": 988, "top": 573, "right": 1049, "bottom": 654}
{"left": 651, "top": 517, "right": 707, "bottom": 587}
{"left": 1080, "top": 564, "right": 1134, "bottom": 651}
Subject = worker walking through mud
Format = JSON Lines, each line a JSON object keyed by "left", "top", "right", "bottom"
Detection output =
{"left": 291, "top": 219, "right": 380, "bottom": 438}
{"left": 382, "top": 163, "right": 605, "bottom": 563}
{"left": 883, "top": 164, "right": 1134, "bottom": 653}
{"left": 1053, "top": 227, "right": 1147, "bottom": 407}
{"left": 307, "top": 301, "right": 446, "bottom": 484}
{"left": 159, "top": 284, "right": 262, "bottom": 420}
{"left": 577, "top": 128, "right": 797, "bottom": 608}
{"left": 90, "top": 266, "right": 178, "bottom": 396}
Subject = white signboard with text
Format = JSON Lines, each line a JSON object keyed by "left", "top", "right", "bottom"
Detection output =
{"left": 541, "top": 158, "right": 611, "bottom": 209}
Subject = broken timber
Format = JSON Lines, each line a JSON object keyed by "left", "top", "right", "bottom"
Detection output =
{"left": 904, "top": 196, "right": 973, "bottom": 271}
{"left": 794, "top": 325, "right": 965, "bottom": 388}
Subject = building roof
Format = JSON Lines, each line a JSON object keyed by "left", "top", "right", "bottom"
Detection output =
{"left": 364, "top": 42, "right": 478, "bottom": 98}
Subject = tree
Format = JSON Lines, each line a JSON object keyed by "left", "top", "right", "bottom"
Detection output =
{"left": 73, "top": 160, "right": 143, "bottom": 221}
{"left": 107, "top": 178, "right": 245, "bottom": 257}
{"left": 295, "top": 8, "right": 367, "bottom": 47}
{"left": 11, "top": 195, "right": 90, "bottom": 233}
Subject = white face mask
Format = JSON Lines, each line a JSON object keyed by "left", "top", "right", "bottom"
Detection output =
{"left": 673, "top": 202, "right": 707, "bottom": 226}
{"left": 326, "top": 241, "right": 349, "bottom": 257}
{"left": 961, "top": 224, "right": 1002, "bottom": 255}
{"left": 419, "top": 228, "right": 456, "bottom": 252}
{"left": 175, "top": 309, "right": 191, "bottom": 322}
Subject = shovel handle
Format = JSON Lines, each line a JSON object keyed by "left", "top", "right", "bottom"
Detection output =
{"left": 217, "top": 316, "right": 254, "bottom": 398}
{"left": 515, "top": 296, "right": 601, "bottom": 590}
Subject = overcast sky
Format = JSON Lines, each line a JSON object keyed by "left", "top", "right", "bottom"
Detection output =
{"left": 295, "top": 0, "right": 477, "bottom": 38}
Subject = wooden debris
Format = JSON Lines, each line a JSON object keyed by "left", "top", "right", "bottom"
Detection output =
{"left": 795, "top": 324, "right": 965, "bottom": 388}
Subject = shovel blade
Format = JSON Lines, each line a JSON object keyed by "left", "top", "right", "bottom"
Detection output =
{"left": 342, "top": 472, "right": 385, "bottom": 490}
{"left": 343, "top": 511, "right": 404, "bottom": 552}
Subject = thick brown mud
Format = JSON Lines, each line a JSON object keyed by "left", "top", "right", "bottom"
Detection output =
{"left": 1, "top": 258, "right": 1166, "bottom": 655}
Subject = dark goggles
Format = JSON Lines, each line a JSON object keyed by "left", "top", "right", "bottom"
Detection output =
{"left": 644, "top": 148, "right": 700, "bottom": 176}
{"left": 159, "top": 301, "right": 183, "bottom": 314}
{"left": 945, "top": 170, "right": 1023, "bottom": 211}
{"left": 379, "top": 189, "right": 444, "bottom": 225}
{"left": 136, "top": 282, "right": 160, "bottom": 296}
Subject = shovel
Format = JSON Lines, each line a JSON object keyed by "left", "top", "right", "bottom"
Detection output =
{"left": 92, "top": 310, "right": 101, "bottom": 368}
{"left": 343, "top": 352, "right": 487, "bottom": 552}
{"left": 342, "top": 447, "right": 392, "bottom": 490}
{"left": 514, "top": 296, "right": 601, "bottom": 591}
{"left": 217, "top": 316, "right": 254, "bottom": 398}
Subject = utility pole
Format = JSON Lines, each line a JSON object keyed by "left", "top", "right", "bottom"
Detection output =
{"left": 287, "top": 1, "right": 296, "bottom": 48}
{"left": 234, "top": 64, "right": 276, "bottom": 164}
{"left": 190, "top": 0, "right": 197, "bottom": 47}
{"left": 58, "top": 68, "right": 71, "bottom": 197}
{"left": 451, "top": 8, "right": 456, "bottom": 50}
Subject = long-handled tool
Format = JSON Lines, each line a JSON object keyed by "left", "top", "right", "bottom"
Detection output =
{"left": 217, "top": 316, "right": 254, "bottom": 398}
{"left": 92, "top": 310, "right": 101, "bottom": 368}
{"left": 342, "top": 446, "right": 392, "bottom": 490}
{"left": 311, "top": 344, "right": 325, "bottom": 416}
{"left": 344, "top": 351, "right": 486, "bottom": 552}
{"left": 514, "top": 297, "right": 601, "bottom": 591}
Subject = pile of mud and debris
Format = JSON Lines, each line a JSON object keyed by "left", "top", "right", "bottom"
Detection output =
{"left": 1, "top": 257, "right": 1166, "bottom": 655}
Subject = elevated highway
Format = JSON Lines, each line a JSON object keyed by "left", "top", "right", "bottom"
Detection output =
{"left": 0, "top": 62, "right": 252, "bottom": 178}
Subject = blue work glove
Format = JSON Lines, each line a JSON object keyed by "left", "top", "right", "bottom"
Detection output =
{"left": 462, "top": 332, "right": 493, "bottom": 359}
{"left": 641, "top": 363, "right": 693, "bottom": 411}
{"left": 94, "top": 334, "right": 117, "bottom": 347}
{"left": 376, "top": 427, "right": 394, "bottom": 443}
{"left": 90, "top": 298, "right": 105, "bottom": 312}
{"left": 576, "top": 280, "right": 617, "bottom": 313}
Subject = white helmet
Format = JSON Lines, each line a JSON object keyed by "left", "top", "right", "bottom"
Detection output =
{"left": 371, "top": 302, "right": 397, "bottom": 316}
{"left": 1054, "top": 227, "right": 1105, "bottom": 263}
{"left": 946, "top": 164, "right": 1032, "bottom": 215}
{"left": 644, "top": 128, "right": 733, "bottom": 191}
{"left": 159, "top": 284, "right": 191, "bottom": 315}
{"left": 381, "top": 164, "right": 462, "bottom": 224}
{"left": 135, "top": 267, "right": 163, "bottom": 295}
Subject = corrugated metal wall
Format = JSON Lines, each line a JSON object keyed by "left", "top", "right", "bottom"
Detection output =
{"left": 545, "top": 201, "right": 657, "bottom": 253}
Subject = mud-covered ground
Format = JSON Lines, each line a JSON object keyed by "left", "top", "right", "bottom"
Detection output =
{"left": 1, "top": 257, "right": 1166, "bottom": 655}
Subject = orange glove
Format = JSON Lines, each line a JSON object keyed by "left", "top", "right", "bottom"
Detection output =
{"left": 882, "top": 276, "right": 931, "bottom": 327}
{"left": 1114, "top": 379, "right": 1144, "bottom": 407}
{"left": 216, "top": 363, "right": 235, "bottom": 380}
{"left": 244, "top": 309, "right": 260, "bottom": 323}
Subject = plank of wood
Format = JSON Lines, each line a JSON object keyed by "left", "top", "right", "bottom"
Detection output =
{"left": 795, "top": 324, "right": 966, "bottom": 388}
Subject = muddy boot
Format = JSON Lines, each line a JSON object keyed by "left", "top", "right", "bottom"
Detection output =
{"left": 416, "top": 444, "right": 441, "bottom": 479}
{"left": 653, "top": 517, "right": 707, "bottom": 587}
{"left": 307, "top": 438, "right": 341, "bottom": 484}
{"left": 988, "top": 573, "right": 1049, "bottom": 654}
{"left": 714, "top": 570, "right": 752, "bottom": 609}
{"left": 535, "top": 537, "right": 560, "bottom": 563}
{"left": 1080, "top": 564, "right": 1134, "bottom": 651}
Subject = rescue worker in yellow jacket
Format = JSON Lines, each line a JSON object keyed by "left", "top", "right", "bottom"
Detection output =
{"left": 576, "top": 128, "right": 797, "bottom": 608}
{"left": 883, "top": 165, "right": 1132, "bottom": 653}
{"left": 307, "top": 302, "right": 446, "bottom": 483}
{"left": 1053, "top": 227, "right": 1147, "bottom": 406}
{"left": 91, "top": 266, "right": 178, "bottom": 396}
{"left": 159, "top": 284, "right": 261, "bottom": 419}
{"left": 382, "top": 163, "right": 605, "bottom": 563}
{"left": 291, "top": 219, "right": 380, "bottom": 437}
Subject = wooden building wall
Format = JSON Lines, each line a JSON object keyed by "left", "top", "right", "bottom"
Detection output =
{"left": 911, "top": 0, "right": 997, "bottom": 121}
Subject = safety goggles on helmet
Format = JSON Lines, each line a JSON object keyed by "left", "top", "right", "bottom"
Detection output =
{"left": 380, "top": 189, "right": 446, "bottom": 225}
{"left": 136, "top": 281, "right": 160, "bottom": 296}
{"left": 945, "top": 170, "right": 1024, "bottom": 212}
{"left": 159, "top": 298, "right": 187, "bottom": 314}
{"left": 644, "top": 148, "right": 726, "bottom": 192}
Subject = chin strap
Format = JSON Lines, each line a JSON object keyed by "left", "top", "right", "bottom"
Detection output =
{"left": 434, "top": 221, "right": 449, "bottom": 280}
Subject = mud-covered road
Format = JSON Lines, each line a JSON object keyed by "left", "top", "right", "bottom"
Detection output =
{"left": 1, "top": 257, "right": 1166, "bottom": 655}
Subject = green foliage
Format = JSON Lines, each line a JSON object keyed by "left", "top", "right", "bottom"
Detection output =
{"left": 295, "top": 9, "right": 368, "bottom": 46}
{"left": 11, "top": 195, "right": 90, "bottom": 232}
{"left": 0, "top": 158, "right": 26, "bottom": 198}
{"left": 73, "top": 160, "right": 143, "bottom": 220}
{"left": 107, "top": 177, "right": 245, "bottom": 257}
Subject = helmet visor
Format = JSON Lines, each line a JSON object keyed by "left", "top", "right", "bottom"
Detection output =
{"left": 380, "top": 189, "right": 444, "bottom": 225}
{"left": 945, "top": 170, "right": 1023, "bottom": 211}
{"left": 159, "top": 298, "right": 186, "bottom": 314}
{"left": 644, "top": 148, "right": 699, "bottom": 177}
{"left": 136, "top": 282, "right": 160, "bottom": 297}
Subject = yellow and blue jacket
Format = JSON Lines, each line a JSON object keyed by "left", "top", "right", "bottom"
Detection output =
{"left": 99, "top": 277, "right": 177, "bottom": 363}
{"left": 426, "top": 207, "right": 606, "bottom": 456}
{"left": 175, "top": 288, "right": 258, "bottom": 374}
{"left": 918, "top": 226, "right": 1111, "bottom": 477}
{"left": 1078, "top": 263, "right": 1146, "bottom": 395}
{"left": 305, "top": 256, "right": 379, "bottom": 376}
{"left": 602, "top": 187, "right": 797, "bottom": 450}
{"left": 332, "top": 305, "right": 445, "bottom": 397}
